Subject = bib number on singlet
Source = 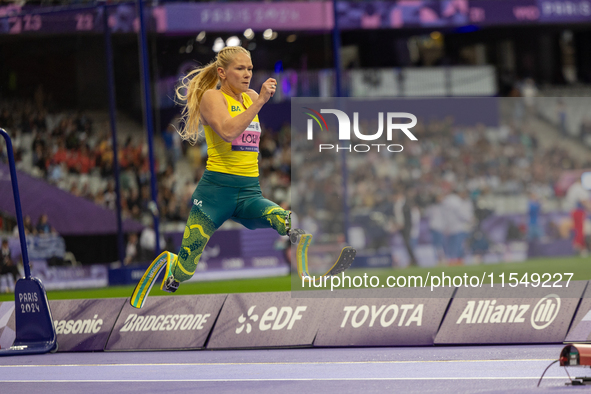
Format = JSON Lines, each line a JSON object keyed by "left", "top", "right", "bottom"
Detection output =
{"left": 231, "top": 122, "right": 261, "bottom": 152}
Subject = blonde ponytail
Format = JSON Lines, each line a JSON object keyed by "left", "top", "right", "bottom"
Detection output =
{"left": 175, "top": 46, "right": 251, "bottom": 145}
{"left": 175, "top": 62, "right": 218, "bottom": 145}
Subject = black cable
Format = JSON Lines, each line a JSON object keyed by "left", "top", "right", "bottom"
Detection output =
{"left": 564, "top": 366, "right": 573, "bottom": 384}
{"left": 537, "top": 359, "right": 559, "bottom": 388}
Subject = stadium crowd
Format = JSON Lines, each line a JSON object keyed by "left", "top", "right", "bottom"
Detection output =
{"left": 292, "top": 104, "right": 591, "bottom": 263}
{"left": 2, "top": 90, "right": 590, "bottom": 266}
{"left": 0, "top": 98, "right": 292, "bottom": 228}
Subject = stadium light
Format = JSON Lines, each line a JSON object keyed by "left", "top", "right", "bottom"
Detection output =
{"left": 263, "top": 29, "right": 273, "bottom": 40}
{"left": 213, "top": 37, "right": 225, "bottom": 53}
{"left": 226, "top": 36, "right": 241, "bottom": 47}
{"left": 196, "top": 31, "right": 206, "bottom": 43}
{"left": 244, "top": 28, "right": 254, "bottom": 40}
{"left": 287, "top": 34, "right": 297, "bottom": 43}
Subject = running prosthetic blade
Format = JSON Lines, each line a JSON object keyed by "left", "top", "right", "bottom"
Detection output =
{"left": 296, "top": 233, "right": 356, "bottom": 282}
{"left": 160, "top": 253, "right": 179, "bottom": 293}
{"left": 130, "top": 251, "right": 171, "bottom": 309}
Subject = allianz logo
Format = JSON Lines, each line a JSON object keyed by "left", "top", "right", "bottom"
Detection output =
{"left": 340, "top": 304, "right": 424, "bottom": 328}
{"left": 54, "top": 314, "right": 103, "bottom": 335}
{"left": 236, "top": 305, "right": 307, "bottom": 334}
{"left": 456, "top": 294, "right": 560, "bottom": 330}
{"left": 120, "top": 313, "right": 210, "bottom": 332}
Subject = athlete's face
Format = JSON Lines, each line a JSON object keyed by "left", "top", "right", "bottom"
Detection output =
{"left": 221, "top": 53, "right": 253, "bottom": 93}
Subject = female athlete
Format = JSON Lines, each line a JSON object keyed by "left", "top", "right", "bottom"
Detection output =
{"left": 159, "top": 46, "right": 296, "bottom": 292}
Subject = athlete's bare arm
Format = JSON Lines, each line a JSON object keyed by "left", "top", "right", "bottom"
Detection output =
{"left": 246, "top": 89, "right": 259, "bottom": 102}
{"left": 200, "top": 78, "right": 276, "bottom": 143}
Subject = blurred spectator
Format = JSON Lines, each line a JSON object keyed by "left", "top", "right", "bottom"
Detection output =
{"left": 124, "top": 233, "right": 139, "bottom": 266}
{"left": 47, "top": 163, "right": 68, "bottom": 185}
{"left": 0, "top": 139, "right": 7, "bottom": 163}
{"left": 581, "top": 117, "right": 591, "bottom": 145}
{"left": 36, "top": 213, "right": 55, "bottom": 235}
{"left": 162, "top": 120, "right": 182, "bottom": 166}
{"left": 564, "top": 179, "right": 590, "bottom": 256}
{"left": 427, "top": 192, "right": 445, "bottom": 264}
{"left": 52, "top": 140, "right": 68, "bottom": 163}
{"left": 95, "top": 133, "right": 114, "bottom": 177}
{"left": 0, "top": 108, "right": 12, "bottom": 128}
{"left": 556, "top": 99, "right": 568, "bottom": 137}
{"left": 68, "top": 144, "right": 94, "bottom": 174}
{"left": 13, "top": 215, "right": 35, "bottom": 236}
{"left": 527, "top": 191, "right": 543, "bottom": 241}
{"left": 127, "top": 188, "right": 141, "bottom": 215}
{"left": 411, "top": 196, "right": 421, "bottom": 252}
{"left": 33, "top": 144, "right": 48, "bottom": 176}
{"left": 459, "top": 190, "right": 475, "bottom": 252}
{"left": 1, "top": 238, "right": 20, "bottom": 288}
{"left": 70, "top": 183, "right": 81, "bottom": 198}
{"left": 119, "top": 137, "right": 135, "bottom": 170}
{"left": 394, "top": 189, "right": 418, "bottom": 266}
{"left": 103, "top": 181, "right": 117, "bottom": 210}
{"left": 161, "top": 164, "right": 177, "bottom": 193}
{"left": 520, "top": 78, "right": 538, "bottom": 118}
{"left": 300, "top": 208, "right": 319, "bottom": 239}
{"left": 442, "top": 189, "right": 473, "bottom": 265}
{"left": 80, "top": 182, "right": 94, "bottom": 201}
{"left": 139, "top": 221, "right": 166, "bottom": 262}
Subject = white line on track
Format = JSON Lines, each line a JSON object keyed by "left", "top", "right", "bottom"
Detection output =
{"left": 0, "top": 358, "right": 556, "bottom": 368}
{"left": 0, "top": 377, "right": 567, "bottom": 383}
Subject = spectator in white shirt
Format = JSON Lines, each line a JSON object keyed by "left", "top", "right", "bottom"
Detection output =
{"left": 427, "top": 193, "right": 446, "bottom": 264}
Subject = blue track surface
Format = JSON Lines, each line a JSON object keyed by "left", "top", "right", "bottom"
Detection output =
{"left": 1, "top": 345, "right": 590, "bottom": 393}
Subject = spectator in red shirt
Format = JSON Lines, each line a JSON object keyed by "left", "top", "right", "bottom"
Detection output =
{"left": 68, "top": 145, "right": 94, "bottom": 174}
{"left": 53, "top": 140, "right": 68, "bottom": 165}
{"left": 77, "top": 145, "right": 94, "bottom": 174}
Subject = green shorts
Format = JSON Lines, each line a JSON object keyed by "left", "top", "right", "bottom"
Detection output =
{"left": 193, "top": 169, "right": 288, "bottom": 231}
{"left": 172, "top": 169, "right": 290, "bottom": 282}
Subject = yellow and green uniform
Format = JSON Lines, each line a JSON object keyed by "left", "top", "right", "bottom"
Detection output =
{"left": 171, "top": 91, "right": 290, "bottom": 282}
{"left": 204, "top": 92, "right": 261, "bottom": 177}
